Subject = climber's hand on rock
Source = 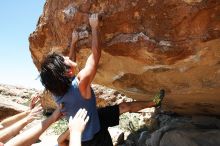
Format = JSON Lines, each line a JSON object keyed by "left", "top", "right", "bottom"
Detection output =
{"left": 89, "top": 13, "right": 99, "bottom": 29}
{"left": 71, "top": 31, "right": 78, "bottom": 44}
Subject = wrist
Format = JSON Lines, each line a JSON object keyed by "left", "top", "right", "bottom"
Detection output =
{"left": 70, "top": 130, "right": 82, "bottom": 137}
{"left": 91, "top": 26, "right": 98, "bottom": 31}
{"left": 69, "top": 127, "right": 83, "bottom": 134}
{"left": 50, "top": 115, "right": 56, "bottom": 123}
{"left": 25, "top": 110, "right": 31, "bottom": 116}
{"left": 71, "top": 39, "right": 77, "bottom": 44}
{"left": 24, "top": 116, "right": 33, "bottom": 124}
{"left": 51, "top": 113, "right": 59, "bottom": 122}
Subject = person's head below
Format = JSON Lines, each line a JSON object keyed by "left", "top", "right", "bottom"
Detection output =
{"left": 40, "top": 52, "right": 77, "bottom": 96}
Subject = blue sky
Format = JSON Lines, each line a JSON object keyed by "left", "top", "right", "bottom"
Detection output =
{"left": 0, "top": 0, "right": 45, "bottom": 89}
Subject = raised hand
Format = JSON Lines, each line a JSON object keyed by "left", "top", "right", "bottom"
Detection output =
{"left": 89, "top": 13, "right": 99, "bottom": 29}
{"left": 51, "top": 104, "right": 65, "bottom": 122}
{"left": 71, "top": 31, "right": 78, "bottom": 44}
{"left": 25, "top": 104, "right": 43, "bottom": 123}
{"left": 68, "top": 108, "right": 89, "bottom": 134}
{"left": 29, "top": 94, "right": 41, "bottom": 110}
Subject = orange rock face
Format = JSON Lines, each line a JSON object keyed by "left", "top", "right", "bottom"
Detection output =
{"left": 29, "top": 0, "right": 220, "bottom": 115}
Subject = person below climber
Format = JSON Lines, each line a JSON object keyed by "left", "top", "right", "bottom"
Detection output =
{"left": 4, "top": 106, "right": 89, "bottom": 146}
{"left": 0, "top": 96, "right": 43, "bottom": 144}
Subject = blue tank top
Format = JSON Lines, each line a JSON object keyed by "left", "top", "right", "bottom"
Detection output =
{"left": 53, "top": 77, "right": 100, "bottom": 141}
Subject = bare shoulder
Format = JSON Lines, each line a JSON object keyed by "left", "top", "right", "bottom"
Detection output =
{"left": 76, "top": 74, "right": 92, "bottom": 99}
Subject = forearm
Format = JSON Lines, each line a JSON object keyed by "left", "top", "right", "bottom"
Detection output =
{"left": 78, "top": 28, "right": 100, "bottom": 86}
{"left": 5, "top": 116, "right": 55, "bottom": 146}
{"left": 0, "top": 117, "right": 30, "bottom": 143}
{"left": 83, "top": 27, "right": 101, "bottom": 75}
{"left": 91, "top": 27, "right": 101, "bottom": 64}
{"left": 69, "top": 132, "right": 82, "bottom": 146}
{"left": 58, "top": 129, "right": 70, "bottom": 146}
{"left": 0, "top": 111, "right": 29, "bottom": 129}
{"left": 59, "top": 141, "right": 69, "bottom": 146}
{"left": 69, "top": 42, "right": 77, "bottom": 62}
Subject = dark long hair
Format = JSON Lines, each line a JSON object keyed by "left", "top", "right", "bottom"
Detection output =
{"left": 40, "top": 52, "right": 72, "bottom": 96}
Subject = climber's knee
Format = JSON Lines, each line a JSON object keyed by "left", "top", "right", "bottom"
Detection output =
{"left": 119, "top": 102, "right": 131, "bottom": 114}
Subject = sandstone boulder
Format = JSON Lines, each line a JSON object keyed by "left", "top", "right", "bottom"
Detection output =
{"left": 29, "top": 0, "right": 220, "bottom": 115}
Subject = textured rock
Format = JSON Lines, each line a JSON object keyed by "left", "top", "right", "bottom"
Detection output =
{"left": 29, "top": 0, "right": 220, "bottom": 115}
{"left": 0, "top": 96, "right": 29, "bottom": 120}
{"left": 151, "top": 116, "right": 220, "bottom": 146}
{"left": 123, "top": 114, "right": 220, "bottom": 146}
{"left": 160, "top": 129, "right": 220, "bottom": 146}
{"left": 0, "top": 84, "right": 40, "bottom": 120}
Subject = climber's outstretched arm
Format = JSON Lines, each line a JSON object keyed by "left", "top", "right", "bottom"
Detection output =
{"left": 69, "top": 31, "right": 78, "bottom": 62}
{"left": 77, "top": 13, "right": 101, "bottom": 99}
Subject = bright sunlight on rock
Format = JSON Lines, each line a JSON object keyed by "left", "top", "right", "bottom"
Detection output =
{"left": 29, "top": 0, "right": 220, "bottom": 115}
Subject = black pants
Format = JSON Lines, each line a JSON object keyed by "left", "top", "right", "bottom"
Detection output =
{"left": 82, "top": 105, "right": 120, "bottom": 146}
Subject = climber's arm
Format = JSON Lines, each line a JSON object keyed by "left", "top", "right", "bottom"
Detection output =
{"left": 69, "top": 31, "right": 78, "bottom": 62}
{"left": 58, "top": 129, "right": 70, "bottom": 146}
{"left": 77, "top": 14, "right": 100, "bottom": 99}
{"left": 0, "top": 111, "right": 29, "bottom": 130}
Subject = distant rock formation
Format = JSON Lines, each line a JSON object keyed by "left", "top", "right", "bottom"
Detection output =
{"left": 0, "top": 84, "right": 39, "bottom": 120}
{"left": 29, "top": 0, "right": 220, "bottom": 115}
{"left": 0, "top": 96, "right": 28, "bottom": 120}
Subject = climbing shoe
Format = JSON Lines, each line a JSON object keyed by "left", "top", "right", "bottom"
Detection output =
{"left": 152, "top": 89, "right": 165, "bottom": 107}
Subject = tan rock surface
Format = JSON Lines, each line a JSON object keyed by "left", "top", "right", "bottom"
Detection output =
{"left": 0, "top": 96, "right": 29, "bottom": 120}
{"left": 0, "top": 84, "right": 39, "bottom": 120}
{"left": 29, "top": 0, "right": 220, "bottom": 115}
